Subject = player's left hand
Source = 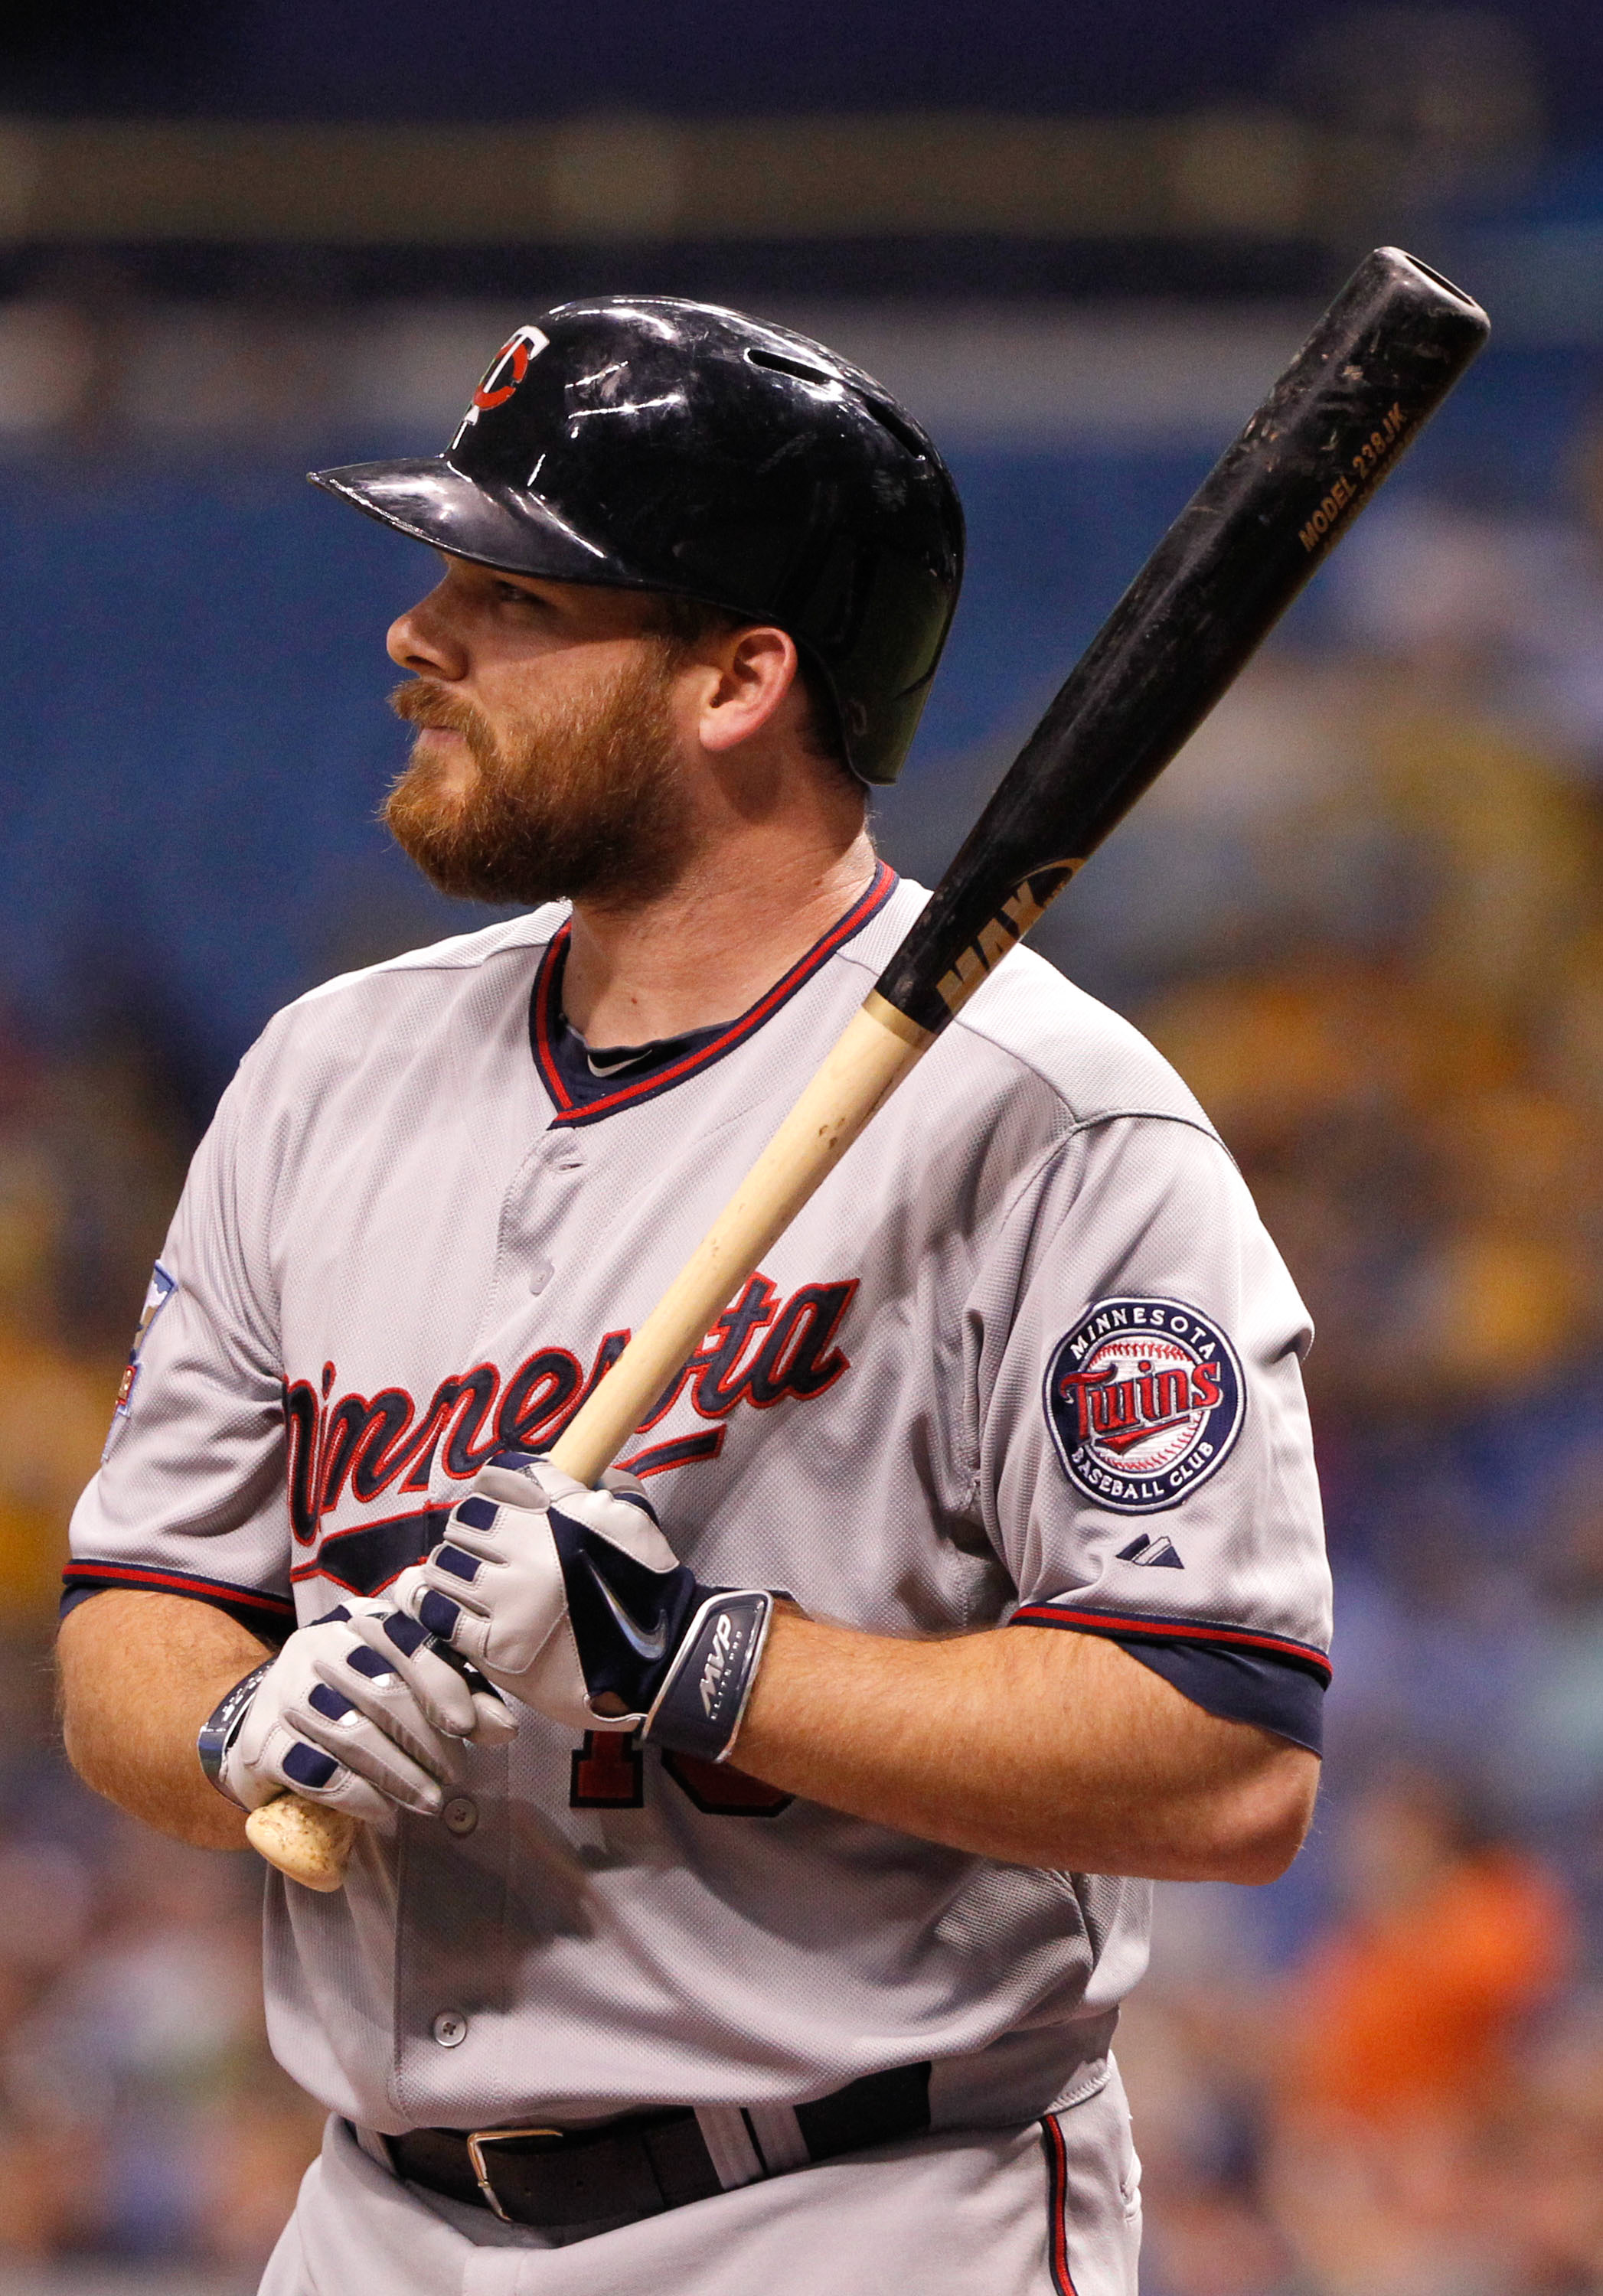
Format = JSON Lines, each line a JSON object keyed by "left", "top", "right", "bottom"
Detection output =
{"left": 391, "top": 1451, "right": 775, "bottom": 1763}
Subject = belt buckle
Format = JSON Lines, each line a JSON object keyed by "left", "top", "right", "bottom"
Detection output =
{"left": 465, "top": 2125, "right": 563, "bottom": 2223}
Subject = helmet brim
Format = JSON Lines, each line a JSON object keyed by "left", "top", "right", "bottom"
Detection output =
{"left": 308, "top": 458, "right": 642, "bottom": 590}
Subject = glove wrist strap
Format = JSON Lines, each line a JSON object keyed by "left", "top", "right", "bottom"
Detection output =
{"left": 198, "top": 1659, "right": 275, "bottom": 1802}
{"left": 642, "top": 1591, "right": 774, "bottom": 1763}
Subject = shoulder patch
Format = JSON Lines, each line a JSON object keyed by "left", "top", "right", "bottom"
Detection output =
{"left": 105, "top": 1263, "right": 177, "bottom": 1455}
{"left": 1044, "top": 1296, "right": 1245, "bottom": 1515}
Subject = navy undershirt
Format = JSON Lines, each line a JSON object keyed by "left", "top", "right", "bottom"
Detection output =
{"left": 1112, "top": 1639, "right": 1323, "bottom": 1753}
{"left": 545, "top": 1000, "right": 733, "bottom": 1109}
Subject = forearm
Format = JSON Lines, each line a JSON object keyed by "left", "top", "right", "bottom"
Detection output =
{"left": 735, "top": 1613, "right": 1318, "bottom": 1880}
{"left": 57, "top": 1590, "right": 270, "bottom": 1850}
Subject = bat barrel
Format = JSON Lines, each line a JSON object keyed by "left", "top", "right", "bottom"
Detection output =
{"left": 875, "top": 246, "right": 1490, "bottom": 1036}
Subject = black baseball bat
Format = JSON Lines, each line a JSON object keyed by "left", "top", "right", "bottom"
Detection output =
{"left": 875, "top": 244, "right": 1488, "bottom": 1030}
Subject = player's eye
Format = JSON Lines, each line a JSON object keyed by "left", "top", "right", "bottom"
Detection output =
{"left": 494, "top": 580, "right": 545, "bottom": 609}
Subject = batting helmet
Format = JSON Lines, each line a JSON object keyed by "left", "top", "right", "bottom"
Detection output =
{"left": 309, "top": 295, "right": 964, "bottom": 786}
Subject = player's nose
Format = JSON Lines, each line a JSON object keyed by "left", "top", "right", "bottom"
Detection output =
{"left": 387, "top": 580, "right": 469, "bottom": 680}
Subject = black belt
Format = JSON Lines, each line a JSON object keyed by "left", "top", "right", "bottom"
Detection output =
{"left": 381, "top": 2062, "right": 932, "bottom": 2237}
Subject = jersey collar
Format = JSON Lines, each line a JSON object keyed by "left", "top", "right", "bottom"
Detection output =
{"left": 529, "top": 859, "right": 898, "bottom": 1127}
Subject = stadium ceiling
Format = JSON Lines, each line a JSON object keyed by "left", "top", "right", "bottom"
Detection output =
{"left": 0, "top": 113, "right": 1418, "bottom": 249}
{"left": 0, "top": 2, "right": 1592, "bottom": 143}
{"left": 0, "top": 8, "right": 1570, "bottom": 302}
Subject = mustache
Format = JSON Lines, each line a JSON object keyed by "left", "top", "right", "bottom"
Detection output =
{"left": 387, "top": 679, "right": 495, "bottom": 752}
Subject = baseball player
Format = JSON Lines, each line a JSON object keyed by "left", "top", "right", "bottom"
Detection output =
{"left": 57, "top": 298, "right": 1330, "bottom": 2296}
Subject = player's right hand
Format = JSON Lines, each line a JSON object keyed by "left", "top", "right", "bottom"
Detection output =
{"left": 213, "top": 1600, "right": 516, "bottom": 1824}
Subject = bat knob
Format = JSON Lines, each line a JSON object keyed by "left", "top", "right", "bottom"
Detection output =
{"left": 246, "top": 1792, "right": 358, "bottom": 1891}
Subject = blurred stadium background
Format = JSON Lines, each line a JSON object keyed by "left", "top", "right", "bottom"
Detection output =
{"left": 6, "top": 2, "right": 1603, "bottom": 2288}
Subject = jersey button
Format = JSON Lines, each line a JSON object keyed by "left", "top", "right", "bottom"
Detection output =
{"left": 442, "top": 1795, "right": 478, "bottom": 1836}
{"left": 432, "top": 2010, "right": 468, "bottom": 2048}
{"left": 527, "top": 1261, "right": 553, "bottom": 1296}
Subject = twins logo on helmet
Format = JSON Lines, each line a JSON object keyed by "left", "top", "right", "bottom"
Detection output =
{"left": 456, "top": 326, "right": 549, "bottom": 432}
{"left": 1045, "top": 1296, "right": 1246, "bottom": 1515}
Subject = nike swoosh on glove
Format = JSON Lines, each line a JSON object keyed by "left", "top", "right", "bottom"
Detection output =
{"left": 391, "top": 1451, "right": 775, "bottom": 1764}
{"left": 217, "top": 1600, "right": 515, "bottom": 1824}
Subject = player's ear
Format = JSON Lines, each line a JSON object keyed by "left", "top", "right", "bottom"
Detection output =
{"left": 694, "top": 626, "right": 801, "bottom": 755}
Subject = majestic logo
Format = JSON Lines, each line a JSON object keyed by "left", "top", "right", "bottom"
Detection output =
{"left": 1044, "top": 1296, "right": 1245, "bottom": 1517}
{"left": 1118, "top": 1529, "right": 1184, "bottom": 1569}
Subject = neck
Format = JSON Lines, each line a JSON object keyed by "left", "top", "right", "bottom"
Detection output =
{"left": 561, "top": 791, "right": 877, "bottom": 1046}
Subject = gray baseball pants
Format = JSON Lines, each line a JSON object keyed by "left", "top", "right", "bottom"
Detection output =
{"left": 259, "top": 2064, "right": 1141, "bottom": 2296}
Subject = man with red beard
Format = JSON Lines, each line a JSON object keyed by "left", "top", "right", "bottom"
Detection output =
{"left": 57, "top": 298, "right": 1329, "bottom": 2296}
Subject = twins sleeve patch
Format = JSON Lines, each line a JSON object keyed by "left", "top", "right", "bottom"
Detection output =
{"left": 1044, "top": 1296, "right": 1246, "bottom": 1515}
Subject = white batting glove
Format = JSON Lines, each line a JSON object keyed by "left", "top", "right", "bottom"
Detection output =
{"left": 392, "top": 1450, "right": 775, "bottom": 1762}
{"left": 201, "top": 1600, "right": 515, "bottom": 1825}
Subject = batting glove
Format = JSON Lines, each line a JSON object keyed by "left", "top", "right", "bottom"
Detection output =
{"left": 392, "top": 1452, "right": 775, "bottom": 1763}
{"left": 199, "top": 1599, "right": 515, "bottom": 1825}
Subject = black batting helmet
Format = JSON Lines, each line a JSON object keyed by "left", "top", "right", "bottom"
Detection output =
{"left": 309, "top": 295, "right": 964, "bottom": 786}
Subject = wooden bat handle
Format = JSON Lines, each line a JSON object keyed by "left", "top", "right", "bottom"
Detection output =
{"left": 246, "top": 1793, "right": 357, "bottom": 1890}
{"left": 246, "top": 992, "right": 932, "bottom": 1891}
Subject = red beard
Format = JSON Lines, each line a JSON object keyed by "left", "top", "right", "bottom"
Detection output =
{"left": 384, "top": 644, "right": 694, "bottom": 907}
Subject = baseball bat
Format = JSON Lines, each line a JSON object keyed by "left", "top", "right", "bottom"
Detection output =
{"left": 248, "top": 246, "right": 1487, "bottom": 1889}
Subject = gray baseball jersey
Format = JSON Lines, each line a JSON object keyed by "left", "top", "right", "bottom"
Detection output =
{"left": 68, "top": 865, "right": 1328, "bottom": 2170}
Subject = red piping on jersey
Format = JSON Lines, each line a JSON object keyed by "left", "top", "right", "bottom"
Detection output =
{"left": 618, "top": 1429, "right": 725, "bottom": 1478}
{"left": 1040, "top": 2115, "right": 1078, "bottom": 2296}
{"left": 62, "top": 1559, "right": 295, "bottom": 1619}
{"left": 1010, "top": 1602, "right": 1331, "bottom": 1683}
{"left": 302, "top": 1557, "right": 407, "bottom": 1599}
{"left": 531, "top": 859, "right": 898, "bottom": 1124}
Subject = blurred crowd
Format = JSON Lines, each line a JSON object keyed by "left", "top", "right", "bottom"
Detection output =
{"left": 1125, "top": 1780, "right": 1585, "bottom": 2296}
{"left": 0, "top": 1020, "right": 324, "bottom": 2278}
{"left": 1089, "top": 421, "right": 1603, "bottom": 2295}
{"left": 5, "top": 415, "right": 1603, "bottom": 2288}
